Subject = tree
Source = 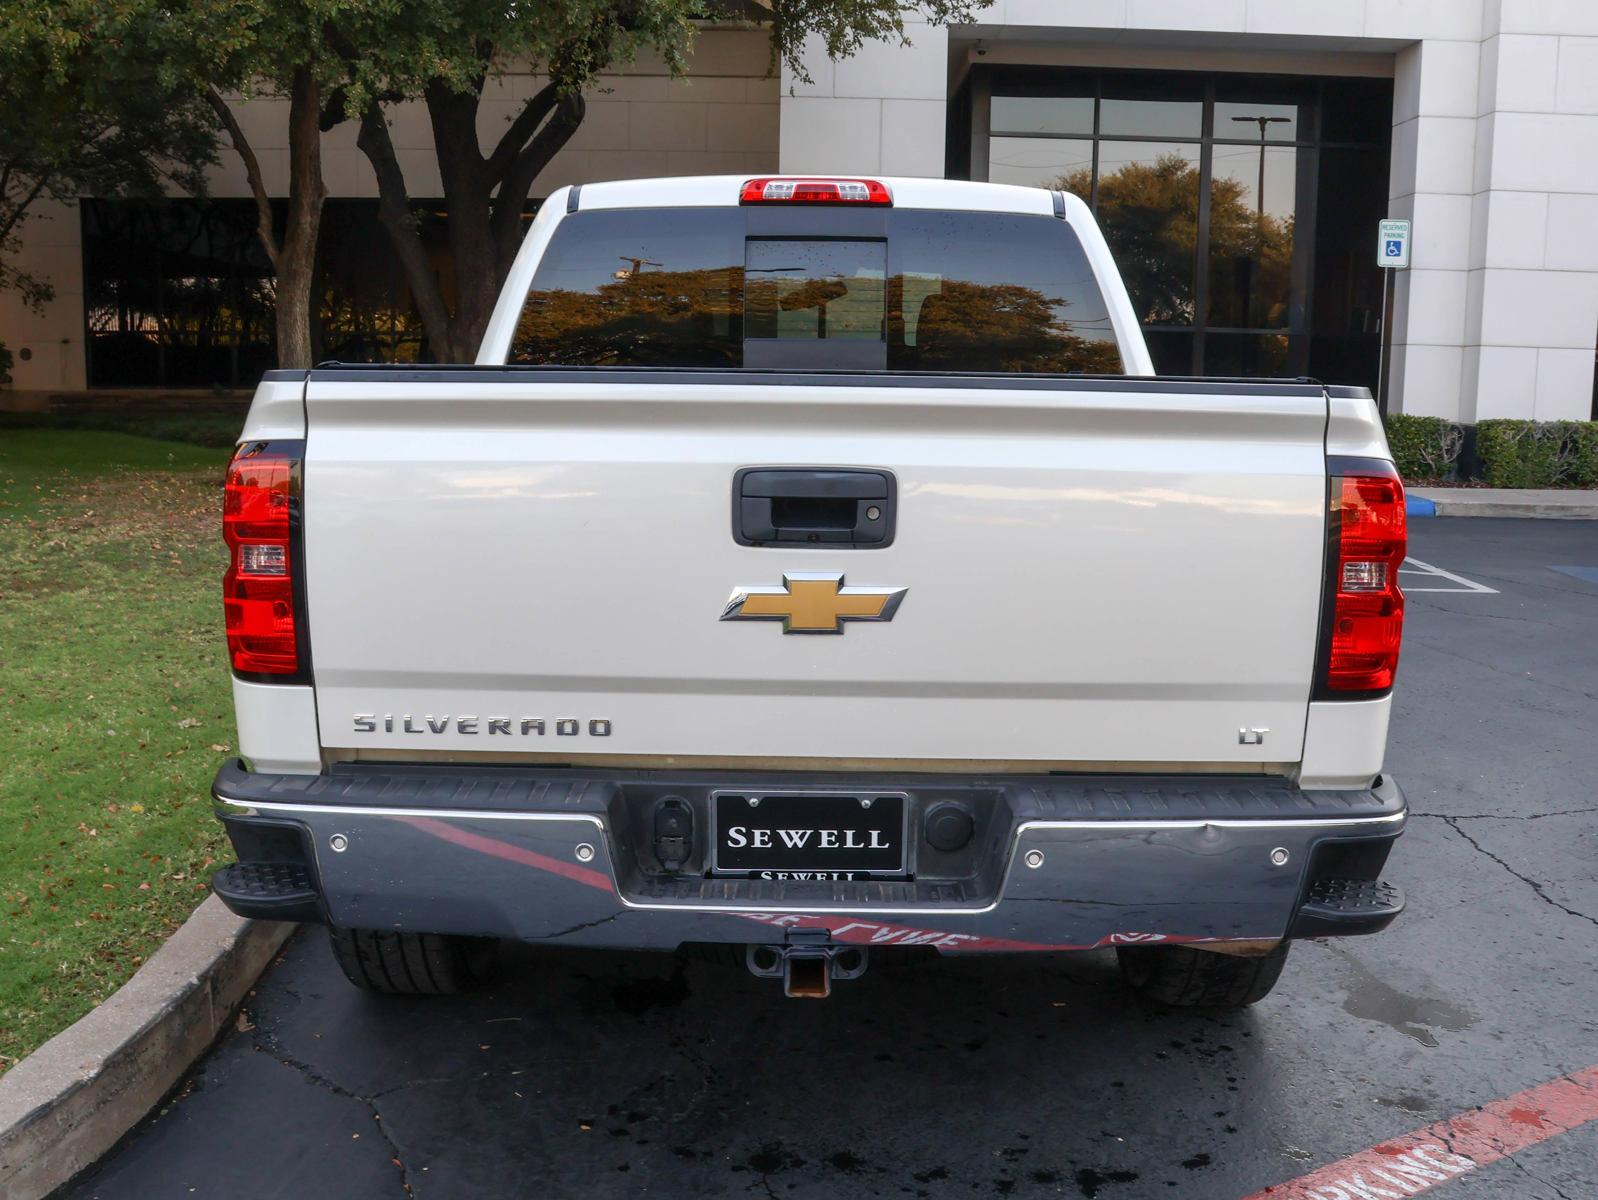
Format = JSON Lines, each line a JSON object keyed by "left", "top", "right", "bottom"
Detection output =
{"left": 1, "top": 1, "right": 354, "bottom": 373}
{"left": 0, "top": 4, "right": 214, "bottom": 347}
{"left": 171, "top": 0, "right": 365, "bottom": 369}
{"left": 9, "top": 2, "right": 991, "bottom": 374}
{"left": 335, "top": 1, "right": 988, "bottom": 362}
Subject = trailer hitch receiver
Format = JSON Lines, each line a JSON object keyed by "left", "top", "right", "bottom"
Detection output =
{"left": 745, "top": 934, "right": 868, "bottom": 999}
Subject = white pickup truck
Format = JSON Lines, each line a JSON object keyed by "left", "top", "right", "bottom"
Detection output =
{"left": 213, "top": 175, "right": 1408, "bottom": 1005}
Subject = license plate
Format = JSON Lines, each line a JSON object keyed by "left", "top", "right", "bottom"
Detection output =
{"left": 712, "top": 792, "right": 907, "bottom": 878}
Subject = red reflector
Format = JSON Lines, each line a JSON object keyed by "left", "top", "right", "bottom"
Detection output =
{"left": 739, "top": 177, "right": 892, "bottom": 206}
{"left": 1325, "top": 471, "right": 1407, "bottom": 693}
{"left": 223, "top": 444, "right": 300, "bottom": 675}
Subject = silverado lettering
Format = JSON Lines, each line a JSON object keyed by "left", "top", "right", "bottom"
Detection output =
{"left": 352, "top": 715, "right": 612, "bottom": 736}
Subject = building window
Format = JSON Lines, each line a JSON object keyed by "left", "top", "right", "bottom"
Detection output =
{"left": 970, "top": 67, "right": 1392, "bottom": 386}
{"left": 83, "top": 201, "right": 276, "bottom": 388}
{"left": 82, "top": 199, "right": 505, "bottom": 388}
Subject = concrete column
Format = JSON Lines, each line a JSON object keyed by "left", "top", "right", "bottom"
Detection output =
{"left": 1386, "top": 40, "right": 1480, "bottom": 419}
{"left": 779, "top": 23, "right": 949, "bottom": 176}
{"left": 0, "top": 199, "right": 87, "bottom": 392}
{"left": 1461, "top": 1, "right": 1598, "bottom": 420}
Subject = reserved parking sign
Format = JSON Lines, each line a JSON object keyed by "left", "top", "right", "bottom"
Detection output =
{"left": 1378, "top": 218, "right": 1412, "bottom": 269}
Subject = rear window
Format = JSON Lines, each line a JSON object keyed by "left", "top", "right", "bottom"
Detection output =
{"left": 509, "top": 207, "right": 1123, "bottom": 374}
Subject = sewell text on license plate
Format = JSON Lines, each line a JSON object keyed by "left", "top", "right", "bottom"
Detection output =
{"left": 712, "top": 792, "right": 907, "bottom": 879}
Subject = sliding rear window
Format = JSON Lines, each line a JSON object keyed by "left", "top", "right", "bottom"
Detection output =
{"left": 509, "top": 206, "right": 1122, "bottom": 374}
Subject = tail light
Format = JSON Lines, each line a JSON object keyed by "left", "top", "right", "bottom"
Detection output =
{"left": 740, "top": 177, "right": 892, "bottom": 205}
{"left": 1317, "top": 459, "right": 1407, "bottom": 696}
{"left": 223, "top": 441, "right": 306, "bottom": 678}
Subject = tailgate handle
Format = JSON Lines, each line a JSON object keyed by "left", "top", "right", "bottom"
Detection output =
{"left": 733, "top": 468, "right": 896, "bottom": 548}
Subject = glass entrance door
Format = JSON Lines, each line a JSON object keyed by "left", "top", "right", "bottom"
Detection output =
{"left": 973, "top": 67, "right": 1392, "bottom": 386}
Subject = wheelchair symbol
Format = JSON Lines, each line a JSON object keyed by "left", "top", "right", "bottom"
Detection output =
{"left": 1385, "top": 239, "right": 1404, "bottom": 257}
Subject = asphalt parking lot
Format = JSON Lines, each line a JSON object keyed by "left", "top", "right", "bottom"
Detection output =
{"left": 63, "top": 518, "right": 1598, "bottom": 1200}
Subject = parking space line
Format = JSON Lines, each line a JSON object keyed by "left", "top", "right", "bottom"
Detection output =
{"left": 1241, "top": 1064, "right": 1598, "bottom": 1199}
{"left": 1400, "top": 557, "right": 1500, "bottom": 594}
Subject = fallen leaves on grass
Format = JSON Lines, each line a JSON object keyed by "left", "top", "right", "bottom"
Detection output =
{"left": 1, "top": 436, "right": 234, "bottom": 1068}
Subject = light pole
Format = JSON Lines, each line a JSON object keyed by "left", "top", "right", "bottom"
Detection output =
{"left": 1230, "top": 115, "right": 1291, "bottom": 218}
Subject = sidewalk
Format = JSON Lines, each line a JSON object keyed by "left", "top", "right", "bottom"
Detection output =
{"left": 1408, "top": 488, "right": 1598, "bottom": 520}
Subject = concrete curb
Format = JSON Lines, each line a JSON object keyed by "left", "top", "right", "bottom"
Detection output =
{"left": 0, "top": 897, "right": 293, "bottom": 1200}
{"left": 1408, "top": 488, "right": 1598, "bottom": 520}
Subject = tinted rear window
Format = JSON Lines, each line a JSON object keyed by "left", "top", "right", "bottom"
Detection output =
{"left": 509, "top": 207, "right": 1122, "bottom": 373}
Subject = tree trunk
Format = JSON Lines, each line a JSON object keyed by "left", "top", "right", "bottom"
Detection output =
{"left": 207, "top": 72, "right": 326, "bottom": 371}
{"left": 357, "top": 78, "right": 586, "bottom": 363}
{"left": 425, "top": 81, "right": 496, "bottom": 363}
{"left": 274, "top": 70, "right": 327, "bottom": 369}
{"left": 357, "top": 105, "right": 454, "bottom": 360}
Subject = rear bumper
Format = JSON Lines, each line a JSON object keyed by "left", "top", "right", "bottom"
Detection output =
{"left": 211, "top": 760, "right": 1405, "bottom": 953}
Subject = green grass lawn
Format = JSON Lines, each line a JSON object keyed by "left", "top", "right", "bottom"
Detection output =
{"left": 0, "top": 430, "right": 239, "bottom": 1070}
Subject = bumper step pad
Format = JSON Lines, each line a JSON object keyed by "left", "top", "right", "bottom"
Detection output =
{"left": 213, "top": 861, "right": 322, "bottom": 923}
{"left": 1291, "top": 877, "right": 1405, "bottom": 937}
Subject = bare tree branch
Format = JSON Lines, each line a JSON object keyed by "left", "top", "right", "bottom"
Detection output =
{"left": 0, "top": 175, "right": 51, "bottom": 249}
{"left": 491, "top": 91, "right": 584, "bottom": 271}
{"left": 484, "top": 81, "right": 562, "bottom": 185}
{"left": 356, "top": 105, "right": 453, "bottom": 356}
{"left": 206, "top": 87, "right": 279, "bottom": 268}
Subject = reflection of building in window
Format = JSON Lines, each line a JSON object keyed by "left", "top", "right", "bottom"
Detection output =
{"left": 745, "top": 240, "right": 887, "bottom": 341}
{"left": 898, "top": 273, "right": 942, "bottom": 347}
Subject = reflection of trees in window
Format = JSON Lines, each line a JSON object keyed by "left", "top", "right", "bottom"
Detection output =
{"left": 511, "top": 266, "right": 743, "bottom": 366}
{"left": 512, "top": 268, "right": 1120, "bottom": 374}
{"left": 1206, "top": 173, "right": 1294, "bottom": 330}
{"left": 1060, "top": 156, "right": 1197, "bottom": 326}
{"left": 892, "top": 277, "right": 1121, "bottom": 374}
{"left": 1057, "top": 154, "right": 1293, "bottom": 331}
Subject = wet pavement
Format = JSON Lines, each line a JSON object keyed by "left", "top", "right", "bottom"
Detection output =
{"left": 63, "top": 519, "right": 1598, "bottom": 1199}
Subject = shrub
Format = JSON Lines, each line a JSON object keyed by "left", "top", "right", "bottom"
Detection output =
{"left": 1550, "top": 421, "right": 1598, "bottom": 488}
{"left": 0, "top": 341, "right": 11, "bottom": 385}
{"left": 1385, "top": 414, "right": 1463, "bottom": 483}
{"left": 1474, "top": 419, "right": 1598, "bottom": 488}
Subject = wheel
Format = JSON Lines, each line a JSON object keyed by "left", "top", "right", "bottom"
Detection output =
{"left": 327, "top": 926, "right": 499, "bottom": 995}
{"left": 1116, "top": 941, "right": 1290, "bottom": 1009}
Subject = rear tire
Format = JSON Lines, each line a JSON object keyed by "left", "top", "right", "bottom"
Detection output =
{"left": 327, "top": 926, "right": 498, "bottom": 995}
{"left": 1116, "top": 941, "right": 1289, "bottom": 1009}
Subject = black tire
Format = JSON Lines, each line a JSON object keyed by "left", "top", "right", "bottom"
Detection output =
{"left": 327, "top": 926, "right": 499, "bottom": 995}
{"left": 1116, "top": 941, "right": 1290, "bottom": 1009}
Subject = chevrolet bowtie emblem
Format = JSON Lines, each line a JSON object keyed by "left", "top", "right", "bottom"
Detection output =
{"left": 721, "top": 572, "right": 907, "bottom": 635}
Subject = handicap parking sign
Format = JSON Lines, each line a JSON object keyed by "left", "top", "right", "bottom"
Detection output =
{"left": 1378, "top": 219, "right": 1412, "bottom": 269}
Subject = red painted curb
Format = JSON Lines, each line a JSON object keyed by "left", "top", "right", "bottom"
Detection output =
{"left": 1244, "top": 1065, "right": 1598, "bottom": 1198}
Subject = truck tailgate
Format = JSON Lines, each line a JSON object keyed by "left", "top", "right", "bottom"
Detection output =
{"left": 301, "top": 374, "right": 1328, "bottom": 767}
